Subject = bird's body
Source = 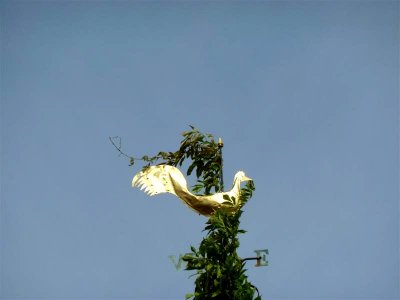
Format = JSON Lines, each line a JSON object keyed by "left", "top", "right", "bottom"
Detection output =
{"left": 132, "top": 165, "right": 251, "bottom": 216}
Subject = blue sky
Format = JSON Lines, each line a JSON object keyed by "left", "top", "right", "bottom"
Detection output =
{"left": 1, "top": 1, "right": 399, "bottom": 299}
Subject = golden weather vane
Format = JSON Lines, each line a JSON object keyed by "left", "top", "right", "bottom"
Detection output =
{"left": 131, "top": 137, "right": 253, "bottom": 216}
{"left": 131, "top": 164, "right": 252, "bottom": 217}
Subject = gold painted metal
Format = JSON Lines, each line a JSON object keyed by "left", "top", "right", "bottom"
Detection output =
{"left": 132, "top": 165, "right": 251, "bottom": 216}
{"left": 218, "top": 137, "right": 224, "bottom": 148}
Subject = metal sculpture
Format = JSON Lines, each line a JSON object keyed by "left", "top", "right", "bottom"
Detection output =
{"left": 132, "top": 164, "right": 252, "bottom": 216}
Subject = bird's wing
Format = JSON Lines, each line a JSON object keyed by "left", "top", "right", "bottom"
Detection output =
{"left": 132, "top": 165, "right": 189, "bottom": 197}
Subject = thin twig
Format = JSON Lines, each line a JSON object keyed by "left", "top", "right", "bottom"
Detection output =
{"left": 108, "top": 136, "right": 142, "bottom": 164}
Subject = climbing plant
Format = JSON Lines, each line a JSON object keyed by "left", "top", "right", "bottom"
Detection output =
{"left": 110, "top": 126, "right": 261, "bottom": 299}
{"left": 110, "top": 126, "right": 222, "bottom": 194}
{"left": 183, "top": 184, "right": 259, "bottom": 300}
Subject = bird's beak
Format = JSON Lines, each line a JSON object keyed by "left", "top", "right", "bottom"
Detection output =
{"left": 243, "top": 175, "right": 252, "bottom": 181}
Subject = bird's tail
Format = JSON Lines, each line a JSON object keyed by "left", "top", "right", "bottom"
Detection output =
{"left": 132, "top": 165, "right": 188, "bottom": 197}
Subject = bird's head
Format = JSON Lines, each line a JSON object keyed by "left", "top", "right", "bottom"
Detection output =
{"left": 235, "top": 171, "right": 252, "bottom": 183}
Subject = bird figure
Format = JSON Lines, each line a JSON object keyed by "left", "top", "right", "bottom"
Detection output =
{"left": 132, "top": 164, "right": 252, "bottom": 217}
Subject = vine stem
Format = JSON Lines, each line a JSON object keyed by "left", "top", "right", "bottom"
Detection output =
{"left": 108, "top": 136, "right": 141, "bottom": 163}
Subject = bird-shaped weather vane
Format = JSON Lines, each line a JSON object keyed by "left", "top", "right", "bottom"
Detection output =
{"left": 111, "top": 127, "right": 254, "bottom": 217}
{"left": 131, "top": 159, "right": 252, "bottom": 217}
{"left": 130, "top": 132, "right": 253, "bottom": 217}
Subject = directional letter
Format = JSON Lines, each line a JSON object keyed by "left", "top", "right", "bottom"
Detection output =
{"left": 254, "top": 249, "right": 269, "bottom": 267}
{"left": 169, "top": 254, "right": 191, "bottom": 270}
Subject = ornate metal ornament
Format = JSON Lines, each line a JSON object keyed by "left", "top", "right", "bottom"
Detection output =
{"left": 132, "top": 164, "right": 252, "bottom": 217}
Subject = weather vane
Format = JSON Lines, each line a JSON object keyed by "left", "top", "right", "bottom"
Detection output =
{"left": 131, "top": 162, "right": 251, "bottom": 217}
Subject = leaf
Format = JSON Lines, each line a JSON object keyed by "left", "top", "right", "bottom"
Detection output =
{"left": 195, "top": 161, "right": 204, "bottom": 178}
{"left": 185, "top": 293, "right": 194, "bottom": 300}
{"left": 187, "top": 163, "right": 196, "bottom": 176}
{"left": 192, "top": 183, "right": 204, "bottom": 194}
{"left": 211, "top": 291, "right": 221, "bottom": 298}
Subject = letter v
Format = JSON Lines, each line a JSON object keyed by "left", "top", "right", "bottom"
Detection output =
{"left": 168, "top": 254, "right": 185, "bottom": 270}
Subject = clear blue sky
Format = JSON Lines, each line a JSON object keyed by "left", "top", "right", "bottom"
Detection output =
{"left": 1, "top": 1, "right": 398, "bottom": 299}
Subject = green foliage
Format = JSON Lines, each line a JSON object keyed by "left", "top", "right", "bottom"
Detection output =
{"left": 183, "top": 182, "right": 260, "bottom": 300}
{"left": 114, "top": 126, "right": 261, "bottom": 299}
{"left": 132, "top": 125, "right": 223, "bottom": 195}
